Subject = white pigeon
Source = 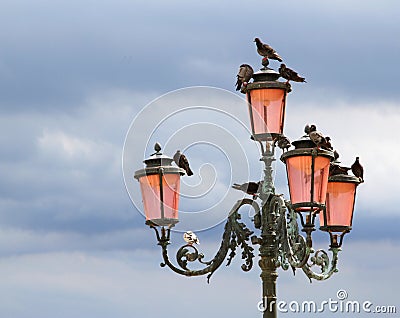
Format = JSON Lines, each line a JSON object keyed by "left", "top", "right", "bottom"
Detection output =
{"left": 183, "top": 231, "right": 200, "bottom": 245}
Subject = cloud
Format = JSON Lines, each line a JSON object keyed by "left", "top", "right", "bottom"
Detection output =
{"left": 1, "top": 0, "right": 400, "bottom": 113}
{"left": 0, "top": 90, "right": 144, "bottom": 234}
{"left": 0, "top": 240, "right": 398, "bottom": 318}
{"left": 0, "top": 2, "right": 399, "bottom": 316}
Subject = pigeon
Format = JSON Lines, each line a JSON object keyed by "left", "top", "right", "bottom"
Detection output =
{"left": 236, "top": 64, "right": 254, "bottom": 91}
{"left": 319, "top": 136, "right": 334, "bottom": 151}
{"left": 329, "top": 163, "right": 351, "bottom": 176}
{"left": 276, "top": 135, "right": 291, "bottom": 152}
{"left": 304, "top": 124, "right": 311, "bottom": 135}
{"left": 183, "top": 231, "right": 200, "bottom": 245}
{"left": 278, "top": 64, "right": 306, "bottom": 84}
{"left": 308, "top": 124, "right": 327, "bottom": 148}
{"left": 333, "top": 150, "right": 340, "bottom": 161}
{"left": 173, "top": 150, "right": 193, "bottom": 176}
{"left": 254, "top": 38, "right": 283, "bottom": 66}
{"left": 232, "top": 181, "right": 261, "bottom": 196}
{"left": 351, "top": 157, "right": 364, "bottom": 182}
{"left": 323, "top": 137, "right": 333, "bottom": 150}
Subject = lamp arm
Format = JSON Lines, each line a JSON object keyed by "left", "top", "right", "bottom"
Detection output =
{"left": 301, "top": 247, "right": 340, "bottom": 281}
{"left": 151, "top": 198, "right": 260, "bottom": 283}
{"left": 271, "top": 195, "right": 340, "bottom": 281}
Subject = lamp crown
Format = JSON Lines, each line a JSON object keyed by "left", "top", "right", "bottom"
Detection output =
{"left": 154, "top": 142, "right": 162, "bottom": 154}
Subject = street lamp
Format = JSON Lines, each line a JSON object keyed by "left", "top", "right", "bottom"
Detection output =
{"left": 320, "top": 174, "right": 361, "bottom": 247}
{"left": 134, "top": 146, "right": 185, "bottom": 227}
{"left": 133, "top": 60, "right": 362, "bottom": 318}
{"left": 246, "top": 70, "right": 290, "bottom": 140}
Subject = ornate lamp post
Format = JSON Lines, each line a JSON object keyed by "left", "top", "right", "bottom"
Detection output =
{"left": 133, "top": 60, "right": 362, "bottom": 318}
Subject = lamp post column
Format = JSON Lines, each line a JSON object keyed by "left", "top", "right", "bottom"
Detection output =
{"left": 259, "top": 207, "right": 278, "bottom": 318}
{"left": 259, "top": 143, "right": 278, "bottom": 318}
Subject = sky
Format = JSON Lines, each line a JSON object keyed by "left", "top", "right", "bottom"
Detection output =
{"left": 1, "top": 0, "right": 400, "bottom": 317}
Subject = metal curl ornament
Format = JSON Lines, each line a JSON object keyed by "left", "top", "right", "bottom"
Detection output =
{"left": 149, "top": 198, "right": 259, "bottom": 283}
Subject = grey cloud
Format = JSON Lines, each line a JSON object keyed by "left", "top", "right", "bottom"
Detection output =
{"left": 0, "top": 2, "right": 398, "bottom": 316}
{"left": 1, "top": 0, "right": 400, "bottom": 114}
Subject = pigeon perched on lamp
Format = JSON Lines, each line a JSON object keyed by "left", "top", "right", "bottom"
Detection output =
{"left": 236, "top": 64, "right": 254, "bottom": 92}
{"left": 329, "top": 163, "right": 351, "bottom": 176}
{"left": 351, "top": 157, "right": 364, "bottom": 182}
{"left": 308, "top": 124, "right": 328, "bottom": 148}
{"left": 276, "top": 135, "right": 291, "bottom": 152}
{"left": 173, "top": 150, "right": 193, "bottom": 176}
{"left": 278, "top": 64, "right": 306, "bottom": 84}
{"left": 183, "top": 231, "right": 200, "bottom": 245}
{"left": 322, "top": 136, "right": 333, "bottom": 151}
{"left": 333, "top": 150, "right": 340, "bottom": 161}
{"left": 304, "top": 124, "right": 311, "bottom": 135}
{"left": 232, "top": 181, "right": 261, "bottom": 197}
{"left": 254, "top": 37, "right": 283, "bottom": 67}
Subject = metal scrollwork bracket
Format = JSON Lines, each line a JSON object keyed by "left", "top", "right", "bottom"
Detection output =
{"left": 150, "top": 198, "right": 261, "bottom": 283}
{"left": 271, "top": 196, "right": 340, "bottom": 281}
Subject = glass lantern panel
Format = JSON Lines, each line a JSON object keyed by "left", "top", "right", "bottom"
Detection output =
{"left": 321, "top": 182, "right": 356, "bottom": 227}
{"left": 286, "top": 155, "right": 331, "bottom": 208}
{"left": 162, "top": 173, "right": 180, "bottom": 219}
{"left": 139, "top": 173, "right": 180, "bottom": 222}
{"left": 248, "top": 88, "right": 285, "bottom": 135}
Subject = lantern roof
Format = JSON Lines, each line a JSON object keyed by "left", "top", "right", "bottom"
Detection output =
{"left": 143, "top": 152, "right": 174, "bottom": 167}
{"left": 291, "top": 134, "right": 316, "bottom": 149}
{"left": 134, "top": 143, "right": 185, "bottom": 179}
{"left": 252, "top": 67, "right": 280, "bottom": 82}
{"left": 281, "top": 149, "right": 334, "bottom": 164}
{"left": 328, "top": 174, "right": 362, "bottom": 184}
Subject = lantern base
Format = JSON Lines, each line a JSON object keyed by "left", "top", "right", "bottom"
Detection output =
{"left": 291, "top": 202, "right": 325, "bottom": 213}
{"left": 146, "top": 218, "right": 179, "bottom": 228}
{"left": 320, "top": 226, "right": 351, "bottom": 248}
{"left": 252, "top": 133, "right": 282, "bottom": 141}
{"left": 319, "top": 225, "right": 351, "bottom": 233}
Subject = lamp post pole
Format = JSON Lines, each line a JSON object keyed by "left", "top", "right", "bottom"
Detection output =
{"left": 258, "top": 143, "right": 278, "bottom": 318}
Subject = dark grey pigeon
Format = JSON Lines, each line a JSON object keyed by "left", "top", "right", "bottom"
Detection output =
{"left": 330, "top": 163, "right": 351, "bottom": 176}
{"left": 351, "top": 157, "right": 364, "bottom": 182}
{"left": 319, "top": 136, "right": 334, "bottom": 151}
{"left": 254, "top": 38, "right": 283, "bottom": 62}
{"left": 173, "top": 150, "right": 193, "bottom": 176}
{"left": 333, "top": 150, "right": 340, "bottom": 161}
{"left": 232, "top": 181, "right": 261, "bottom": 196}
{"left": 279, "top": 64, "right": 306, "bottom": 84}
{"left": 236, "top": 64, "right": 254, "bottom": 91}
{"left": 276, "top": 135, "right": 291, "bottom": 152}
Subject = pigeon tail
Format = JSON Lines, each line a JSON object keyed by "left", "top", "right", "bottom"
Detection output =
{"left": 235, "top": 78, "right": 242, "bottom": 91}
{"left": 232, "top": 183, "right": 241, "bottom": 190}
{"left": 186, "top": 168, "right": 194, "bottom": 176}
